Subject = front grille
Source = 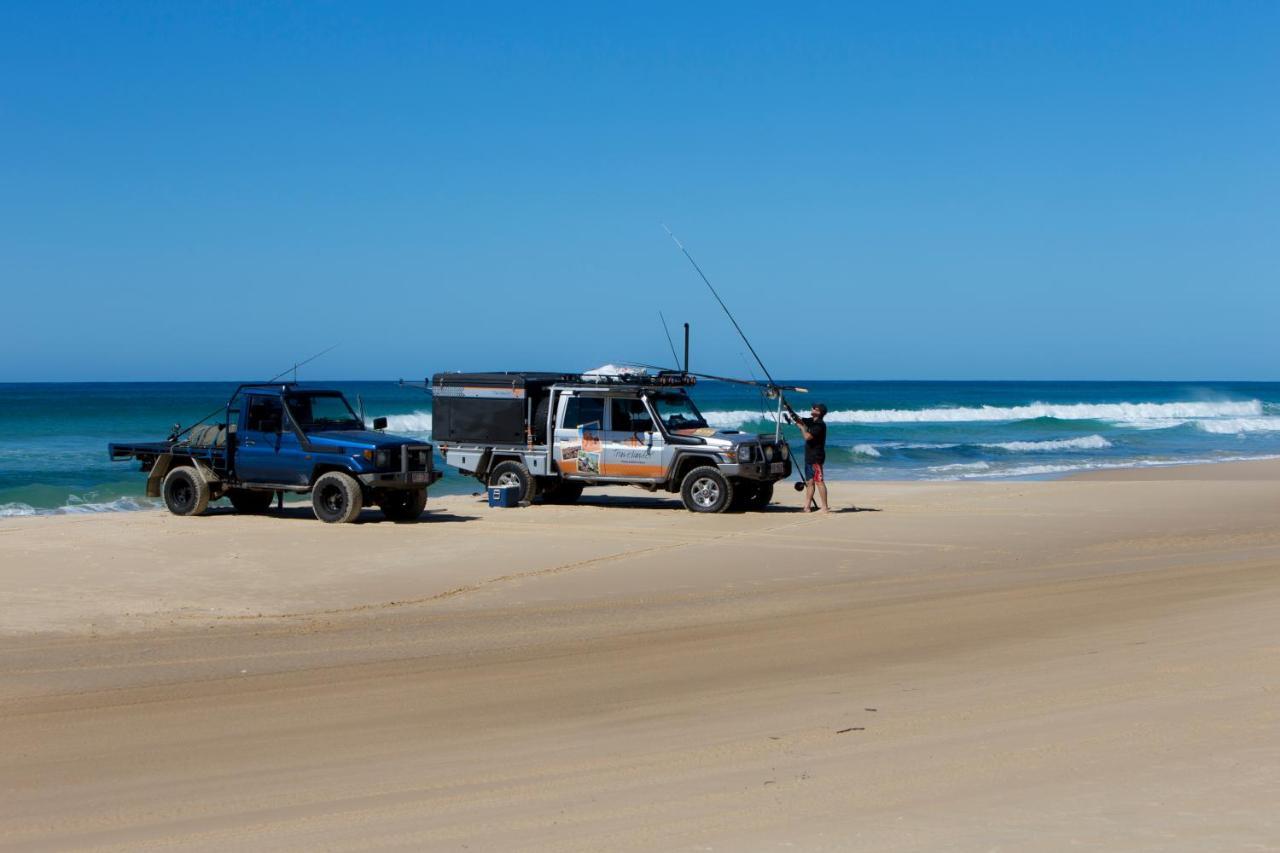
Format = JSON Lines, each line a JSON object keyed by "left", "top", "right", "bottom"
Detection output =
{"left": 403, "top": 445, "right": 433, "bottom": 471}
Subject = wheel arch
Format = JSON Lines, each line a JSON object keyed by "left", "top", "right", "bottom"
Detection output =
{"left": 670, "top": 453, "right": 720, "bottom": 488}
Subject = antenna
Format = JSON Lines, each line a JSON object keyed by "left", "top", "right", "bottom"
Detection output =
{"left": 168, "top": 344, "right": 340, "bottom": 442}
{"left": 683, "top": 323, "right": 690, "bottom": 374}
{"left": 658, "top": 312, "right": 681, "bottom": 370}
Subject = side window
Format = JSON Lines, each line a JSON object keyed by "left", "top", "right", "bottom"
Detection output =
{"left": 246, "top": 396, "right": 283, "bottom": 433}
{"left": 610, "top": 398, "right": 653, "bottom": 432}
{"left": 562, "top": 396, "right": 604, "bottom": 429}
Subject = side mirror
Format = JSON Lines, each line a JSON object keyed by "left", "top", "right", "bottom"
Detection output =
{"left": 373, "top": 416, "right": 388, "bottom": 431}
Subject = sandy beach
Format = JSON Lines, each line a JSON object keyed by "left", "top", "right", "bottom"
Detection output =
{"left": 2, "top": 461, "right": 1279, "bottom": 850}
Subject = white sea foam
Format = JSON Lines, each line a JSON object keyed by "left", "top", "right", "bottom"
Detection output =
{"left": 821, "top": 400, "right": 1262, "bottom": 424}
{"left": 927, "top": 462, "right": 992, "bottom": 473}
{"left": 927, "top": 454, "right": 1280, "bottom": 481}
{"left": 981, "top": 435, "right": 1112, "bottom": 452}
{"left": 851, "top": 444, "right": 881, "bottom": 458}
{"left": 698, "top": 400, "right": 1262, "bottom": 428}
{"left": 372, "top": 412, "right": 433, "bottom": 434}
{"left": 0, "top": 496, "right": 159, "bottom": 518}
{"left": 1195, "top": 417, "right": 1280, "bottom": 435}
{"left": 702, "top": 410, "right": 770, "bottom": 428}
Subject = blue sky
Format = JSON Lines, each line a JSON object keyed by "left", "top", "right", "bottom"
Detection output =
{"left": 2, "top": 2, "right": 1277, "bottom": 381}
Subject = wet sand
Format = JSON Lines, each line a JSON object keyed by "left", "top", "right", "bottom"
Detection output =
{"left": 3, "top": 461, "right": 1279, "bottom": 850}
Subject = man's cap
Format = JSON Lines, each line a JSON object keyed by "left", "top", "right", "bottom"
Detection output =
{"left": 812, "top": 403, "right": 828, "bottom": 417}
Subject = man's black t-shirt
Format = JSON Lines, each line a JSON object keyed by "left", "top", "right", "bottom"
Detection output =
{"left": 801, "top": 417, "right": 827, "bottom": 464}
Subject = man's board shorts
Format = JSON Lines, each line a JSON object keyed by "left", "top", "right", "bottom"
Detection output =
{"left": 805, "top": 462, "right": 824, "bottom": 483}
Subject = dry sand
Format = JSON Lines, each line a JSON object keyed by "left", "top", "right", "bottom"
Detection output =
{"left": 2, "top": 462, "right": 1279, "bottom": 851}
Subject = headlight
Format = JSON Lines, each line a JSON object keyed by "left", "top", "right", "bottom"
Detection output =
{"left": 738, "top": 445, "right": 754, "bottom": 463}
{"left": 764, "top": 445, "right": 776, "bottom": 461}
{"left": 781, "top": 444, "right": 790, "bottom": 459}
{"left": 375, "top": 450, "right": 391, "bottom": 467}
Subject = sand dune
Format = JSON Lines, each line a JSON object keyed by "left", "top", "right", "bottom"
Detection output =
{"left": 3, "top": 463, "right": 1279, "bottom": 850}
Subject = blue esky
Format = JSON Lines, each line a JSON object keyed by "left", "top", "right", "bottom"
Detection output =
{"left": 2, "top": 2, "right": 1277, "bottom": 381}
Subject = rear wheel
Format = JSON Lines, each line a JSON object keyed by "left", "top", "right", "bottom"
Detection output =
{"left": 312, "top": 471, "right": 364, "bottom": 523}
{"left": 489, "top": 460, "right": 535, "bottom": 504}
{"left": 680, "top": 466, "right": 733, "bottom": 513}
{"left": 380, "top": 489, "right": 427, "bottom": 521}
{"left": 228, "top": 488, "right": 274, "bottom": 514}
{"left": 162, "top": 465, "right": 211, "bottom": 517}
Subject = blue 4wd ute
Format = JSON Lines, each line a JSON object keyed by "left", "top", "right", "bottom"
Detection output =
{"left": 109, "top": 384, "right": 442, "bottom": 523}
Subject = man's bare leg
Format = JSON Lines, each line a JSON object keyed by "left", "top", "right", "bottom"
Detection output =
{"left": 817, "top": 481, "right": 830, "bottom": 513}
{"left": 803, "top": 481, "right": 815, "bottom": 512}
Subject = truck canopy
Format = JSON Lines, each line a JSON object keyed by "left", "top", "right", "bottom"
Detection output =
{"left": 431, "top": 372, "right": 573, "bottom": 445}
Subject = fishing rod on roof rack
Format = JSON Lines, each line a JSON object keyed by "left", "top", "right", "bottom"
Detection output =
{"left": 661, "top": 224, "right": 816, "bottom": 497}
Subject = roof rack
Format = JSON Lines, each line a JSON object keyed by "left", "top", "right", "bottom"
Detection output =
{"left": 576, "top": 370, "right": 695, "bottom": 387}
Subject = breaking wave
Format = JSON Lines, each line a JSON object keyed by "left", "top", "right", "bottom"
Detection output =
{"left": 698, "top": 400, "right": 1261, "bottom": 428}
{"left": 981, "top": 435, "right": 1112, "bottom": 452}
{"left": 1195, "top": 417, "right": 1280, "bottom": 435}
{"left": 851, "top": 444, "right": 881, "bottom": 458}
{"left": 821, "top": 400, "right": 1262, "bottom": 424}
{"left": 372, "top": 411, "right": 433, "bottom": 434}
{"left": 0, "top": 496, "right": 159, "bottom": 517}
{"left": 702, "top": 409, "right": 771, "bottom": 428}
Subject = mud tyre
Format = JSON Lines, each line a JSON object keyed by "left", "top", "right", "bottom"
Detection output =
{"left": 312, "top": 471, "right": 364, "bottom": 524}
{"left": 228, "top": 488, "right": 274, "bottom": 514}
{"left": 380, "top": 489, "right": 427, "bottom": 521}
{"left": 489, "top": 460, "right": 536, "bottom": 504}
{"left": 680, "top": 466, "right": 733, "bottom": 513}
{"left": 162, "top": 465, "right": 211, "bottom": 517}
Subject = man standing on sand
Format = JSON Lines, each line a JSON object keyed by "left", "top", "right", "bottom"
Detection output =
{"left": 786, "top": 401, "right": 829, "bottom": 513}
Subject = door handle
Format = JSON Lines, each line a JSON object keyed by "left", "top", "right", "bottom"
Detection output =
{"left": 243, "top": 440, "right": 256, "bottom": 446}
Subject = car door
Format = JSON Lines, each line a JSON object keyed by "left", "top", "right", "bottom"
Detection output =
{"left": 600, "top": 396, "right": 666, "bottom": 481}
{"left": 235, "top": 394, "right": 293, "bottom": 484}
{"left": 554, "top": 393, "right": 604, "bottom": 479}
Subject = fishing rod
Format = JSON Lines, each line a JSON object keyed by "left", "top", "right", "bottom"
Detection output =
{"left": 168, "top": 344, "right": 340, "bottom": 441}
{"left": 663, "top": 224, "right": 782, "bottom": 390}
{"left": 660, "top": 225, "right": 816, "bottom": 500}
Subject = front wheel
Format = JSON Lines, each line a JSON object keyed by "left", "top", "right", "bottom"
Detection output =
{"left": 162, "top": 465, "right": 210, "bottom": 517}
{"left": 680, "top": 466, "right": 733, "bottom": 513}
{"left": 380, "top": 489, "right": 427, "bottom": 521}
{"left": 312, "top": 471, "right": 364, "bottom": 523}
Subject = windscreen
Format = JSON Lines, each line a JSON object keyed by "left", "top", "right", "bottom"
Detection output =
{"left": 285, "top": 393, "right": 362, "bottom": 432}
{"left": 651, "top": 392, "right": 707, "bottom": 431}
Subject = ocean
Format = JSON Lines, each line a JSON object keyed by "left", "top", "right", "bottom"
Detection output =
{"left": 3, "top": 379, "right": 1279, "bottom": 516}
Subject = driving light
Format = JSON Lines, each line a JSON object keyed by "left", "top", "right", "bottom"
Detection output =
{"left": 765, "top": 445, "right": 776, "bottom": 461}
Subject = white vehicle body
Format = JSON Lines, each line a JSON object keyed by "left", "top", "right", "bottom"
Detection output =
{"left": 432, "top": 370, "right": 792, "bottom": 512}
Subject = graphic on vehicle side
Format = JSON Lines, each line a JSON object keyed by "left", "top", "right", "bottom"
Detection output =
{"left": 576, "top": 422, "right": 601, "bottom": 474}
